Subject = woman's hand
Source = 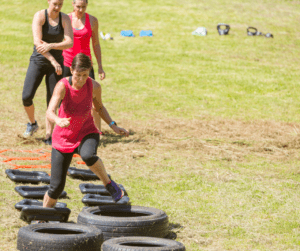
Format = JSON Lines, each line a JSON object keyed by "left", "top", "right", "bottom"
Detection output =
{"left": 55, "top": 117, "right": 71, "bottom": 128}
{"left": 112, "top": 125, "right": 129, "bottom": 136}
{"left": 98, "top": 67, "right": 105, "bottom": 80}
{"left": 36, "top": 41, "right": 52, "bottom": 54}
{"left": 50, "top": 60, "right": 62, "bottom": 75}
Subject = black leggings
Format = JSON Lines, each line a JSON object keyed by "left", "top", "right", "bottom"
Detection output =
{"left": 48, "top": 133, "right": 100, "bottom": 199}
{"left": 22, "top": 60, "right": 64, "bottom": 107}
{"left": 63, "top": 65, "right": 95, "bottom": 79}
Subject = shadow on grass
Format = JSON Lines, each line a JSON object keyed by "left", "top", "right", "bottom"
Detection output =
{"left": 100, "top": 130, "right": 141, "bottom": 147}
{"left": 17, "top": 130, "right": 142, "bottom": 148}
{"left": 165, "top": 223, "right": 184, "bottom": 240}
{"left": 16, "top": 135, "right": 46, "bottom": 146}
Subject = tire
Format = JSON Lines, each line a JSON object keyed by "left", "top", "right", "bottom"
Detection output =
{"left": 17, "top": 223, "right": 103, "bottom": 251}
{"left": 77, "top": 205, "right": 169, "bottom": 240}
{"left": 20, "top": 206, "right": 71, "bottom": 223}
{"left": 68, "top": 167, "right": 111, "bottom": 181}
{"left": 82, "top": 194, "right": 130, "bottom": 206}
{"left": 15, "top": 185, "right": 67, "bottom": 199}
{"left": 15, "top": 199, "right": 67, "bottom": 211}
{"left": 79, "top": 183, "right": 127, "bottom": 195}
{"left": 101, "top": 236, "right": 186, "bottom": 251}
{"left": 6, "top": 169, "right": 50, "bottom": 184}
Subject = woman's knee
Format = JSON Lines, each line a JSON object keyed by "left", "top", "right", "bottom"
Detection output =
{"left": 47, "top": 183, "right": 65, "bottom": 200}
{"left": 22, "top": 93, "right": 33, "bottom": 107}
{"left": 81, "top": 153, "right": 99, "bottom": 166}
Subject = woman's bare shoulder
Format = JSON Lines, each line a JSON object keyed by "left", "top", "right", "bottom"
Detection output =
{"left": 91, "top": 78, "right": 101, "bottom": 90}
{"left": 88, "top": 14, "right": 98, "bottom": 27}
{"left": 61, "top": 12, "right": 71, "bottom": 21}
{"left": 33, "top": 9, "right": 46, "bottom": 24}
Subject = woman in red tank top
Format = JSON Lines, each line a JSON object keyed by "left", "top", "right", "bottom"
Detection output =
{"left": 63, "top": 0, "right": 105, "bottom": 132}
{"left": 43, "top": 53, "right": 129, "bottom": 207}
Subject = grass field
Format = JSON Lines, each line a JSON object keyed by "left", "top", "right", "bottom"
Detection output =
{"left": 1, "top": 0, "right": 300, "bottom": 250}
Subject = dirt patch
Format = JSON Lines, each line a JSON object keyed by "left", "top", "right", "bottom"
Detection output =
{"left": 103, "top": 117, "right": 300, "bottom": 163}
{"left": 1, "top": 117, "right": 300, "bottom": 166}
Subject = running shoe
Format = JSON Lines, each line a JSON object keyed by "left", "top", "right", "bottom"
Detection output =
{"left": 106, "top": 180, "right": 124, "bottom": 202}
{"left": 23, "top": 121, "right": 39, "bottom": 138}
{"left": 44, "top": 137, "right": 52, "bottom": 146}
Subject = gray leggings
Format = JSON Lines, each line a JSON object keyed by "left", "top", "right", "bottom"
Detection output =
{"left": 48, "top": 133, "right": 100, "bottom": 199}
{"left": 22, "top": 60, "right": 64, "bottom": 107}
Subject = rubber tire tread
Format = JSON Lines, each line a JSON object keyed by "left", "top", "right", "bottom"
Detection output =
{"left": 17, "top": 223, "right": 103, "bottom": 251}
{"left": 78, "top": 205, "right": 168, "bottom": 227}
{"left": 102, "top": 229, "right": 169, "bottom": 241}
{"left": 77, "top": 205, "right": 169, "bottom": 240}
{"left": 95, "top": 221, "right": 169, "bottom": 233}
{"left": 101, "top": 236, "right": 186, "bottom": 251}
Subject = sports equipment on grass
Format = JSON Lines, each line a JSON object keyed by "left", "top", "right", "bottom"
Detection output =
{"left": 17, "top": 223, "right": 103, "bottom": 250}
{"left": 68, "top": 166, "right": 111, "bottom": 181}
{"left": 192, "top": 27, "right": 207, "bottom": 36}
{"left": 15, "top": 185, "right": 67, "bottom": 199}
{"left": 82, "top": 194, "right": 130, "bottom": 206}
{"left": 77, "top": 205, "right": 169, "bottom": 241}
{"left": 102, "top": 236, "right": 186, "bottom": 251}
{"left": 79, "top": 183, "right": 127, "bottom": 195}
{"left": 6, "top": 169, "right": 50, "bottom": 184}
{"left": 20, "top": 206, "right": 71, "bottom": 223}
{"left": 15, "top": 199, "right": 67, "bottom": 211}
{"left": 217, "top": 23, "right": 230, "bottom": 35}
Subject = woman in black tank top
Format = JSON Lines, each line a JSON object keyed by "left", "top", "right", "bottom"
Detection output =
{"left": 22, "top": 0, "right": 73, "bottom": 145}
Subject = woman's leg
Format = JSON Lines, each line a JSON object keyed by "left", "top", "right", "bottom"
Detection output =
{"left": 44, "top": 148, "right": 73, "bottom": 207}
{"left": 22, "top": 61, "right": 45, "bottom": 137}
{"left": 78, "top": 134, "right": 123, "bottom": 201}
{"left": 77, "top": 134, "right": 110, "bottom": 181}
{"left": 62, "top": 65, "right": 72, "bottom": 78}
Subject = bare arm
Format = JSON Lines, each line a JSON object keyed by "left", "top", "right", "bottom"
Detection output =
{"left": 92, "top": 81, "right": 112, "bottom": 124}
{"left": 90, "top": 15, "right": 105, "bottom": 80}
{"left": 46, "top": 81, "right": 71, "bottom": 128}
{"left": 36, "top": 13, "right": 73, "bottom": 53}
{"left": 92, "top": 80, "right": 128, "bottom": 136}
{"left": 32, "top": 11, "right": 58, "bottom": 64}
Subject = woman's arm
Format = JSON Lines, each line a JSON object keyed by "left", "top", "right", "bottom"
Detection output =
{"left": 46, "top": 81, "right": 70, "bottom": 128}
{"left": 92, "top": 80, "right": 128, "bottom": 136}
{"left": 36, "top": 13, "right": 73, "bottom": 54}
{"left": 90, "top": 15, "right": 105, "bottom": 80}
{"left": 32, "top": 10, "right": 62, "bottom": 75}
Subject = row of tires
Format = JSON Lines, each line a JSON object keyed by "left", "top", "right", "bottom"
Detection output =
{"left": 6, "top": 167, "right": 105, "bottom": 184}
{"left": 6, "top": 169, "right": 185, "bottom": 250}
{"left": 17, "top": 205, "right": 185, "bottom": 250}
{"left": 18, "top": 223, "right": 185, "bottom": 250}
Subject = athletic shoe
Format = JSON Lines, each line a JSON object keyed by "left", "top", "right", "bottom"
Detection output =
{"left": 23, "top": 121, "right": 39, "bottom": 138}
{"left": 106, "top": 180, "right": 124, "bottom": 202}
{"left": 44, "top": 137, "right": 52, "bottom": 146}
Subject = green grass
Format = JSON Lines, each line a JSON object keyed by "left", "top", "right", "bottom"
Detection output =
{"left": 1, "top": 0, "right": 300, "bottom": 250}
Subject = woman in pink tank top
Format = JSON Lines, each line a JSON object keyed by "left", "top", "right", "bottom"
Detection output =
{"left": 63, "top": 0, "right": 105, "bottom": 81}
{"left": 63, "top": 0, "right": 105, "bottom": 131}
{"left": 43, "top": 53, "right": 129, "bottom": 208}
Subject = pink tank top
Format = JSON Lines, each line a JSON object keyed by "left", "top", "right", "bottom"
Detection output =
{"left": 52, "top": 77, "right": 100, "bottom": 153}
{"left": 63, "top": 13, "right": 92, "bottom": 67}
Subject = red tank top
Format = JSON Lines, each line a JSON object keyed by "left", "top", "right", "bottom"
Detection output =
{"left": 63, "top": 13, "right": 92, "bottom": 67}
{"left": 52, "top": 77, "right": 99, "bottom": 153}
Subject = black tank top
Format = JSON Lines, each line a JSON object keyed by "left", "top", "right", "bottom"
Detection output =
{"left": 30, "top": 9, "right": 64, "bottom": 63}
